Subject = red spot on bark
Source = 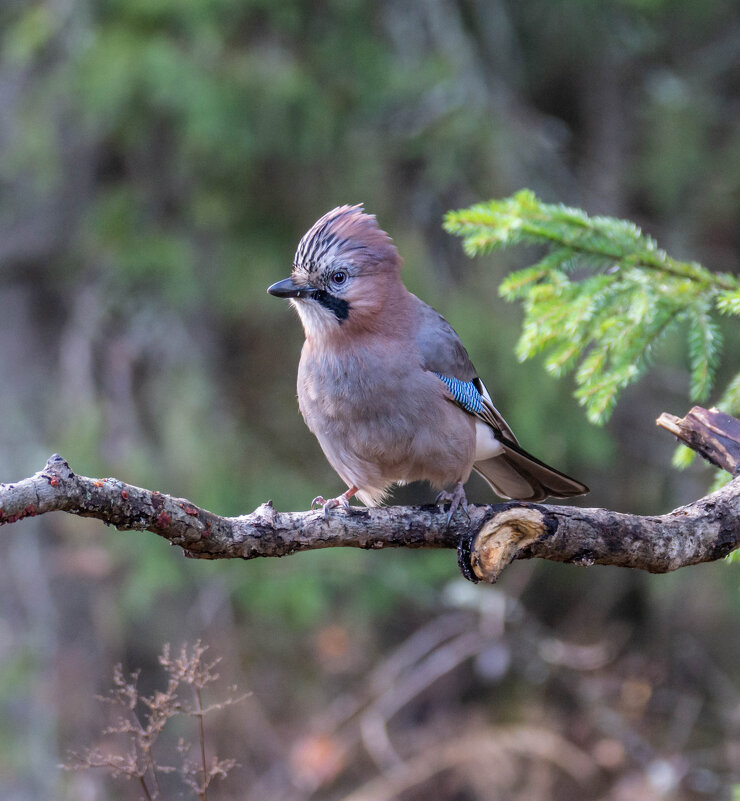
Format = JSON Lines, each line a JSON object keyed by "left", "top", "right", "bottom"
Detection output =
{"left": 202, "top": 522, "right": 211, "bottom": 539}
{"left": 182, "top": 505, "right": 199, "bottom": 516}
{"left": 155, "top": 511, "right": 172, "bottom": 529}
{"left": 49, "top": 477, "right": 59, "bottom": 488}
{"left": 121, "top": 490, "right": 129, "bottom": 500}
{"left": 93, "top": 480, "right": 104, "bottom": 488}
{"left": 1, "top": 506, "right": 36, "bottom": 524}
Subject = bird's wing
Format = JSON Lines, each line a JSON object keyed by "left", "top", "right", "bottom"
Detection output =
{"left": 413, "top": 297, "right": 518, "bottom": 443}
{"left": 413, "top": 298, "right": 478, "bottom": 380}
{"left": 430, "top": 371, "right": 588, "bottom": 499}
{"left": 413, "top": 295, "right": 588, "bottom": 501}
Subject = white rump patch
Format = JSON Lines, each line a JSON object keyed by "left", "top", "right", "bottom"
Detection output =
{"left": 474, "top": 420, "right": 505, "bottom": 461}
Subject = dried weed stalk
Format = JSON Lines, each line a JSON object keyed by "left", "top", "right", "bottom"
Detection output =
{"left": 63, "top": 641, "right": 247, "bottom": 801}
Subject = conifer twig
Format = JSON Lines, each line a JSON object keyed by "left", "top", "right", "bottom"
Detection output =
{"left": 445, "top": 191, "right": 740, "bottom": 423}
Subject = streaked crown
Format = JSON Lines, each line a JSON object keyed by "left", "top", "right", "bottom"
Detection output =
{"left": 293, "top": 205, "right": 399, "bottom": 277}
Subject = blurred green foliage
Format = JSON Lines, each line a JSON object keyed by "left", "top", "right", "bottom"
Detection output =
{"left": 1, "top": 0, "right": 738, "bottom": 644}
{"left": 1, "top": 0, "right": 738, "bottom": 625}
{"left": 1, "top": 1, "right": 739, "bottom": 797}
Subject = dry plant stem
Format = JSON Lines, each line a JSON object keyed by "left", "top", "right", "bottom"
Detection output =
{"left": 65, "top": 643, "right": 242, "bottom": 797}
{"left": 139, "top": 776, "right": 153, "bottom": 801}
{"left": 1, "top": 402, "right": 739, "bottom": 584}
{"left": 130, "top": 706, "right": 161, "bottom": 799}
{"left": 194, "top": 687, "right": 207, "bottom": 801}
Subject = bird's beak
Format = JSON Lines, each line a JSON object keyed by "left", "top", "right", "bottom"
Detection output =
{"left": 267, "top": 277, "right": 316, "bottom": 299}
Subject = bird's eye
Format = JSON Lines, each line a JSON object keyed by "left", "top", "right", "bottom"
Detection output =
{"left": 331, "top": 270, "right": 347, "bottom": 286}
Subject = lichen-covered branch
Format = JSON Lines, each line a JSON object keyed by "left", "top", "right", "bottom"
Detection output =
{"left": 0, "top": 454, "right": 462, "bottom": 558}
{"left": 1, "top": 441, "right": 739, "bottom": 584}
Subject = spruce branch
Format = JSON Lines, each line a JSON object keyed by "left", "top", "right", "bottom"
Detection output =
{"left": 444, "top": 190, "right": 740, "bottom": 425}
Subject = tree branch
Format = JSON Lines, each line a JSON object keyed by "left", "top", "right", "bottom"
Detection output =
{"left": 0, "top": 454, "right": 461, "bottom": 558}
{"left": 656, "top": 406, "right": 740, "bottom": 475}
{"left": 1, "top": 415, "right": 739, "bottom": 584}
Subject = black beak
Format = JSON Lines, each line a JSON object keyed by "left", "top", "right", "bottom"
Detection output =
{"left": 267, "top": 277, "right": 316, "bottom": 299}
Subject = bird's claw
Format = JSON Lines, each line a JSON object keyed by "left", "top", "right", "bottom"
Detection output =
{"left": 312, "top": 492, "right": 358, "bottom": 519}
{"left": 436, "top": 482, "right": 470, "bottom": 527}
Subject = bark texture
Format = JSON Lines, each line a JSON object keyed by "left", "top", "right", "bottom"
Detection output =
{"left": 657, "top": 406, "right": 740, "bottom": 475}
{"left": 1, "top": 454, "right": 462, "bottom": 558}
{"left": 0, "top": 412, "right": 738, "bottom": 583}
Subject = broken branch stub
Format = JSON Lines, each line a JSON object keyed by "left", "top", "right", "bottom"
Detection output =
{"left": 656, "top": 406, "right": 740, "bottom": 475}
{"left": 461, "top": 405, "right": 740, "bottom": 583}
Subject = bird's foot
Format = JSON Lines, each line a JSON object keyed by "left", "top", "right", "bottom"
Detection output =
{"left": 436, "top": 481, "right": 470, "bottom": 526}
{"left": 311, "top": 487, "right": 360, "bottom": 519}
{"left": 311, "top": 494, "right": 351, "bottom": 517}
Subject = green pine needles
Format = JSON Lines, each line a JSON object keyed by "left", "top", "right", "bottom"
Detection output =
{"left": 445, "top": 190, "right": 740, "bottom": 429}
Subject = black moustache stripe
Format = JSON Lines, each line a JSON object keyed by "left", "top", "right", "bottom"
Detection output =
{"left": 313, "top": 290, "right": 350, "bottom": 321}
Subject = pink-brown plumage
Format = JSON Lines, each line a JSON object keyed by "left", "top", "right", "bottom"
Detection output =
{"left": 268, "top": 205, "right": 588, "bottom": 514}
{"left": 298, "top": 310, "right": 477, "bottom": 506}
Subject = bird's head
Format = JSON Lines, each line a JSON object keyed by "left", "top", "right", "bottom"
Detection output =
{"left": 267, "top": 205, "right": 402, "bottom": 339}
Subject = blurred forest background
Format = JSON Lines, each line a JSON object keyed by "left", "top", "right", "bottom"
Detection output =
{"left": 1, "top": 0, "right": 739, "bottom": 799}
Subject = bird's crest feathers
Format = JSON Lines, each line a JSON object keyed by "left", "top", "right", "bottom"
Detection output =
{"left": 293, "top": 205, "right": 399, "bottom": 276}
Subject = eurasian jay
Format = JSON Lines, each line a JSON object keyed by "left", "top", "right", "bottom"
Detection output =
{"left": 268, "top": 205, "right": 588, "bottom": 517}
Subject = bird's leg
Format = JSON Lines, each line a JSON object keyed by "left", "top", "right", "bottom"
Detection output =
{"left": 311, "top": 486, "right": 360, "bottom": 518}
{"left": 435, "top": 481, "right": 469, "bottom": 526}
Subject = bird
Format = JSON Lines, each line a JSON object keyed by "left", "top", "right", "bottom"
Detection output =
{"left": 267, "top": 205, "right": 588, "bottom": 519}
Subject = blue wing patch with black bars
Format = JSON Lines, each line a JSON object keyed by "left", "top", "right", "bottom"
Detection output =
{"left": 432, "top": 373, "right": 484, "bottom": 414}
